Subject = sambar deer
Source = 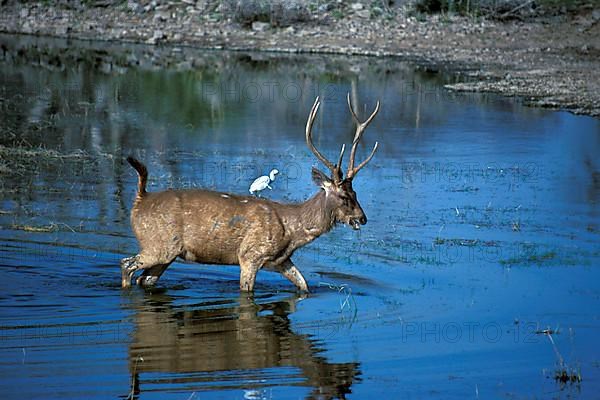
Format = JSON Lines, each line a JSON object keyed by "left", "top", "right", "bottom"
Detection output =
{"left": 121, "top": 94, "right": 380, "bottom": 291}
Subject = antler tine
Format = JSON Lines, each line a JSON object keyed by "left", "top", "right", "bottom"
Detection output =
{"left": 346, "top": 92, "right": 381, "bottom": 179}
{"left": 348, "top": 142, "right": 379, "bottom": 179}
{"left": 329, "top": 143, "right": 346, "bottom": 182}
{"left": 361, "top": 100, "right": 380, "bottom": 132}
{"left": 347, "top": 94, "right": 381, "bottom": 140}
{"left": 347, "top": 92, "right": 360, "bottom": 126}
{"left": 305, "top": 96, "right": 337, "bottom": 175}
{"left": 336, "top": 144, "right": 346, "bottom": 169}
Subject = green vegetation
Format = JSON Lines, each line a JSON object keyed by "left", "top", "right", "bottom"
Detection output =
{"left": 415, "top": 0, "right": 478, "bottom": 15}
{"left": 500, "top": 250, "right": 557, "bottom": 266}
{"left": 545, "top": 332, "right": 582, "bottom": 387}
{"left": 536, "top": 0, "right": 594, "bottom": 10}
{"left": 331, "top": 8, "right": 345, "bottom": 19}
{"left": 26, "top": 0, "right": 593, "bottom": 22}
{"left": 413, "top": 0, "right": 596, "bottom": 18}
{"left": 220, "top": 0, "right": 312, "bottom": 27}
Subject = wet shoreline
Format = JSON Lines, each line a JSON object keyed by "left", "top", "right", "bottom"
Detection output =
{"left": 1, "top": 2, "right": 599, "bottom": 117}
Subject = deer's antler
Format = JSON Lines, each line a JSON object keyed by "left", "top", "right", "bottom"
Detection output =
{"left": 305, "top": 97, "right": 344, "bottom": 182}
{"left": 346, "top": 93, "right": 379, "bottom": 180}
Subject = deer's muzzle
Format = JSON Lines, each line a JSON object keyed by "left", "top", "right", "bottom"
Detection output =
{"left": 349, "top": 215, "right": 367, "bottom": 230}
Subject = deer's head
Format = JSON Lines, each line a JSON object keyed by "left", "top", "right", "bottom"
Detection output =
{"left": 306, "top": 94, "right": 380, "bottom": 230}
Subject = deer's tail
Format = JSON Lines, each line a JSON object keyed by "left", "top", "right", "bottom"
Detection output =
{"left": 127, "top": 156, "right": 148, "bottom": 200}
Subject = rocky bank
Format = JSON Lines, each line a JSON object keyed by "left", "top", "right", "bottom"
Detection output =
{"left": 1, "top": 1, "right": 599, "bottom": 116}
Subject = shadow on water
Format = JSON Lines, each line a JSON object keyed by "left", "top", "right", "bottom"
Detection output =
{"left": 123, "top": 291, "right": 359, "bottom": 399}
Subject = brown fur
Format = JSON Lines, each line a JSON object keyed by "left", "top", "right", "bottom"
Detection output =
{"left": 121, "top": 96, "right": 379, "bottom": 291}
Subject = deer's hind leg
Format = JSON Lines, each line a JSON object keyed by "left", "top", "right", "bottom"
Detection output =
{"left": 136, "top": 262, "right": 173, "bottom": 287}
{"left": 121, "top": 252, "right": 176, "bottom": 288}
{"left": 121, "top": 256, "right": 140, "bottom": 288}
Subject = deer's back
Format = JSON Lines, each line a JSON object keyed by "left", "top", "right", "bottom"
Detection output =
{"left": 131, "top": 189, "right": 286, "bottom": 265}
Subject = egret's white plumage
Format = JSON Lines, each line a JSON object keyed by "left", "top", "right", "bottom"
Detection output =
{"left": 249, "top": 176, "right": 270, "bottom": 193}
{"left": 249, "top": 169, "right": 278, "bottom": 195}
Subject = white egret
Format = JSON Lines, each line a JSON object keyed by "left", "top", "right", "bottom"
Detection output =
{"left": 249, "top": 169, "right": 278, "bottom": 195}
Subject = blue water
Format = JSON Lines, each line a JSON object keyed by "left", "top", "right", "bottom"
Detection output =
{"left": 0, "top": 33, "right": 599, "bottom": 399}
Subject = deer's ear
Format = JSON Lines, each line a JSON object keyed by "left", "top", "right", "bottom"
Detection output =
{"left": 312, "top": 167, "right": 333, "bottom": 189}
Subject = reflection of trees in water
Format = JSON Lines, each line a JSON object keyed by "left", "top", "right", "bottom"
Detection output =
{"left": 0, "top": 33, "right": 451, "bottom": 236}
{"left": 0, "top": 32, "right": 477, "bottom": 154}
{"left": 126, "top": 292, "right": 360, "bottom": 399}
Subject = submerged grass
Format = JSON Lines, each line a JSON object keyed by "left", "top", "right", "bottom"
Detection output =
{"left": 127, "top": 356, "right": 144, "bottom": 400}
{"left": 0, "top": 144, "right": 112, "bottom": 176}
{"left": 500, "top": 251, "right": 557, "bottom": 266}
{"left": 319, "top": 281, "right": 358, "bottom": 319}
{"left": 0, "top": 144, "right": 91, "bottom": 160}
{"left": 433, "top": 237, "right": 498, "bottom": 247}
{"left": 10, "top": 222, "right": 78, "bottom": 233}
{"left": 546, "top": 332, "right": 582, "bottom": 386}
{"left": 10, "top": 224, "right": 57, "bottom": 233}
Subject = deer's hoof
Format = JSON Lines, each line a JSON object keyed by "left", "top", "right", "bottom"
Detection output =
{"left": 121, "top": 276, "right": 132, "bottom": 289}
{"left": 136, "top": 276, "right": 158, "bottom": 287}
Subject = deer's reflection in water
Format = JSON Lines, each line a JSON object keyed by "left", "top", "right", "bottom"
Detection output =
{"left": 126, "top": 291, "right": 360, "bottom": 399}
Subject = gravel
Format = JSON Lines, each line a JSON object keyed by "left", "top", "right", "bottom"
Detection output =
{"left": 0, "top": 2, "right": 598, "bottom": 116}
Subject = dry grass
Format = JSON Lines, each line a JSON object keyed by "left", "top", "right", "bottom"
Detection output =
{"left": 10, "top": 222, "right": 78, "bottom": 233}
{"left": 11, "top": 224, "right": 57, "bottom": 233}
{"left": 0, "top": 144, "right": 111, "bottom": 177}
{"left": 0, "top": 144, "right": 89, "bottom": 160}
{"left": 127, "top": 356, "right": 144, "bottom": 400}
{"left": 0, "top": 144, "right": 90, "bottom": 177}
{"left": 319, "top": 281, "right": 357, "bottom": 315}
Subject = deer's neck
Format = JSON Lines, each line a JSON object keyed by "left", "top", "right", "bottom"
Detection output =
{"left": 284, "top": 190, "right": 335, "bottom": 246}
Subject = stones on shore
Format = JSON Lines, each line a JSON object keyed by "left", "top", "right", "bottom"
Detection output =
{"left": 350, "top": 2, "right": 370, "bottom": 18}
{"left": 127, "top": 1, "right": 141, "bottom": 13}
{"left": 147, "top": 29, "right": 165, "bottom": 44}
{"left": 252, "top": 21, "right": 270, "bottom": 32}
{"left": 56, "top": 25, "right": 71, "bottom": 36}
{"left": 153, "top": 10, "right": 170, "bottom": 22}
{"left": 1, "top": 1, "right": 598, "bottom": 116}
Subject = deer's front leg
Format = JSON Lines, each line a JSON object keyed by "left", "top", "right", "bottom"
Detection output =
{"left": 273, "top": 259, "right": 309, "bottom": 292}
{"left": 239, "top": 256, "right": 261, "bottom": 292}
{"left": 237, "top": 218, "right": 285, "bottom": 292}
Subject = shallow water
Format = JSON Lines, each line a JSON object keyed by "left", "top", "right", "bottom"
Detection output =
{"left": 1, "top": 33, "right": 599, "bottom": 399}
